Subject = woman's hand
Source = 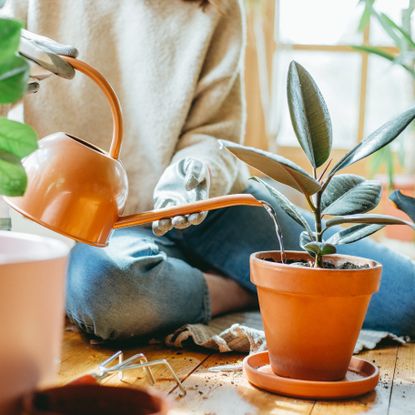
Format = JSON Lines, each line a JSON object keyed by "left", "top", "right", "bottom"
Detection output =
{"left": 152, "top": 158, "right": 210, "bottom": 236}
{"left": 19, "top": 29, "right": 79, "bottom": 93}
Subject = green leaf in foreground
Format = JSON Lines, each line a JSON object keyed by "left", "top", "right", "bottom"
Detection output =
{"left": 251, "top": 176, "right": 314, "bottom": 238}
{"left": 0, "top": 118, "right": 38, "bottom": 158}
{"left": 287, "top": 61, "right": 332, "bottom": 168}
{"left": 0, "top": 150, "right": 27, "bottom": 196}
{"left": 326, "top": 224, "right": 384, "bottom": 245}
{"left": 321, "top": 174, "right": 381, "bottom": 215}
{"left": 0, "top": 18, "right": 22, "bottom": 62}
{"left": 0, "top": 54, "right": 29, "bottom": 104}
{"left": 221, "top": 140, "right": 321, "bottom": 195}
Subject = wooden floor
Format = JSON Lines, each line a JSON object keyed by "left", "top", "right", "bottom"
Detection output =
{"left": 59, "top": 330, "right": 415, "bottom": 415}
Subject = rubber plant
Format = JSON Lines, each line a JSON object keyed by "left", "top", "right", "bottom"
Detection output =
{"left": 223, "top": 61, "right": 415, "bottom": 268}
{"left": 0, "top": 10, "right": 38, "bottom": 199}
{"left": 221, "top": 61, "right": 415, "bottom": 384}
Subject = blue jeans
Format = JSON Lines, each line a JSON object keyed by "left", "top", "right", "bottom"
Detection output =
{"left": 66, "top": 182, "right": 415, "bottom": 340}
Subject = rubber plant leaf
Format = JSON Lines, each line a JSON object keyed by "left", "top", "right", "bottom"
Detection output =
{"left": 299, "top": 231, "right": 313, "bottom": 250}
{"left": 0, "top": 18, "right": 22, "bottom": 62}
{"left": 325, "top": 214, "right": 415, "bottom": 230}
{"left": 251, "top": 176, "right": 314, "bottom": 238}
{"left": 221, "top": 140, "right": 321, "bottom": 196}
{"left": 389, "top": 190, "right": 415, "bottom": 222}
{"left": 0, "top": 150, "right": 27, "bottom": 196}
{"left": 303, "top": 242, "right": 336, "bottom": 257}
{"left": 287, "top": 61, "right": 332, "bottom": 168}
{"left": 326, "top": 224, "right": 384, "bottom": 245}
{"left": 329, "top": 106, "right": 415, "bottom": 176}
{"left": 0, "top": 54, "right": 29, "bottom": 104}
{"left": 0, "top": 118, "right": 38, "bottom": 158}
{"left": 321, "top": 174, "right": 381, "bottom": 215}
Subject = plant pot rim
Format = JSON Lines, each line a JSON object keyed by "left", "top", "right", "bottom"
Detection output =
{"left": 25, "top": 383, "right": 169, "bottom": 415}
{"left": 250, "top": 251, "right": 382, "bottom": 296}
{"left": 0, "top": 231, "right": 70, "bottom": 265}
{"left": 251, "top": 250, "right": 382, "bottom": 272}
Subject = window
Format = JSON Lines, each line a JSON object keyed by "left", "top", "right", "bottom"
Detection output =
{"left": 248, "top": 0, "right": 413, "bottom": 159}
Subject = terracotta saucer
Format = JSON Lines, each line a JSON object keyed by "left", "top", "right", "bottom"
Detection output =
{"left": 243, "top": 351, "right": 379, "bottom": 400}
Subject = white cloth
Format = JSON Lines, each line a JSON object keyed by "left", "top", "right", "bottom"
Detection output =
{"left": 3, "top": 0, "right": 249, "bottom": 214}
{"left": 164, "top": 311, "right": 409, "bottom": 372}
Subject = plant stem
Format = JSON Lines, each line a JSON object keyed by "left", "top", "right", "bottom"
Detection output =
{"left": 313, "top": 190, "right": 323, "bottom": 268}
{"left": 314, "top": 254, "right": 323, "bottom": 268}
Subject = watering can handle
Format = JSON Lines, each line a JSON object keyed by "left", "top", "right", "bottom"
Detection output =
{"left": 61, "top": 56, "right": 123, "bottom": 160}
{"left": 61, "top": 58, "right": 265, "bottom": 228}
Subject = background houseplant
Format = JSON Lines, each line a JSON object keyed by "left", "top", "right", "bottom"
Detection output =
{"left": 222, "top": 61, "right": 415, "bottom": 381}
{"left": 355, "top": 0, "right": 415, "bottom": 183}
{"left": 354, "top": 0, "right": 415, "bottom": 241}
{"left": 0, "top": 9, "right": 70, "bottom": 414}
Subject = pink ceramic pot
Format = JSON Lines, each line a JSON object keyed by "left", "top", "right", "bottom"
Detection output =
{"left": 0, "top": 231, "right": 69, "bottom": 414}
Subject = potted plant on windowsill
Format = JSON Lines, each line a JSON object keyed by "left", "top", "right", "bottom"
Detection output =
{"left": 0, "top": 12, "right": 70, "bottom": 414}
{"left": 222, "top": 61, "right": 415, "bottom": 382}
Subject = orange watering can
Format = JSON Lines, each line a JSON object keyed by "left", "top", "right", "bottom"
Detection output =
{"left": 4, "top": 57, "right": 262, "bottom": 247}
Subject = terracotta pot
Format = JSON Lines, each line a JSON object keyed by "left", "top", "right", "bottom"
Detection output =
{"left": 250, "top": 251, "right": 381, "bottom": 381}
{"left": 0, "top": 231, "right": 69, "bottom": 413}
{"left": 25, "top": 384, "right": 169, "bottom": 415}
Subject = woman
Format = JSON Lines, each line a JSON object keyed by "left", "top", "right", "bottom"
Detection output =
{"left": 5, "top": 0, "right": 415, "bottom": 340}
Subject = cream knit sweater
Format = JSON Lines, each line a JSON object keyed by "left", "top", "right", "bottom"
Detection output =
{"left": 3, "top": 0, "right": 249, "bottom": 215}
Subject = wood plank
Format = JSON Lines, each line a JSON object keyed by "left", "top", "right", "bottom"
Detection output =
{"left": 169, "top": 353, "right": 315, "bottom": 415}
{"left": 311, "top": 346, "right": 398, "bottom": 415}
{"left": 389, "top": 344, "right": 415, "bottom": 415}
{"left": 59, "top": 330, "right": 211, "bottom": 393}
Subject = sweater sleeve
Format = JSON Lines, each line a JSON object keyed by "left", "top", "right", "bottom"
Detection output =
{"left": 170, "top": 0, "right": 246, "bottom": 198}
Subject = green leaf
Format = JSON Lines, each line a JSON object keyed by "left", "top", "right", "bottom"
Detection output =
{"left": 325, "top": 214, "right": 415, "bottom": 229}
{"left": 221, "top": 140, "right": 321, "bottom": 195}
{"left": 321, "top": 174, "right": 381, "bottom": 215}
{"left": 330, "top": 106, "right": 415, "bottom": 176}
{"left": 352, "top": 45, "right": 415, "bottom": 78}
{"left": 0, "top": 118, "right": 38, "bottom": 158}
{"left": 326, "top": 224, "right": 384, "bottom": 245}
{"left": 0, "top": 18, "right": 22, "bottom": 62}
{"left": 358, "top": 0, "right": 375, "bottom": 32}
{"left": 375, "top": 12, "right": 406, "bottom": 48}
{"left": 251, "top": 176, "right": 314, "bottom": 237}
{"left": 389, "top": 190, "right": 415, "bottom": 222}
{"left": 304, "top": 242, "right": 336, "bottom": 257}
{"left": 300, "top": 230, "right": 313, "bottom": 249}
{"left": 287, "top": 61, "right": 332, "bottom": 168}
{"left": 352, "top": 45, "right": 397, "bottom": 62}
{"left": 0, "top": 54, "right": 29, "bottom": 104}
{"left": 0, "top": 150, "right": 27, "bottom": 196}
{"left": 379, "top": 13, "right": 415, "bottom": 49}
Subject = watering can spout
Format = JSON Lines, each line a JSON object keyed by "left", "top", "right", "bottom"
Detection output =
{"left": 114, "top": 194, "right": 263, "bottom": 229}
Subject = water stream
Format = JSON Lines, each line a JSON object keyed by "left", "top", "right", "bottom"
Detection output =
{"left": 261, "top": 201, "right": 286, "bottom": 264}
